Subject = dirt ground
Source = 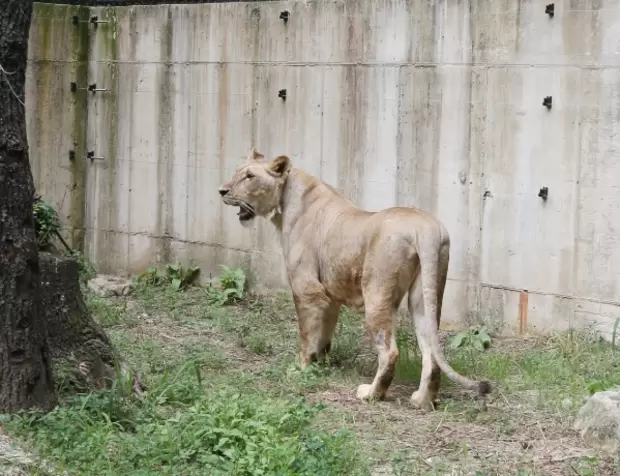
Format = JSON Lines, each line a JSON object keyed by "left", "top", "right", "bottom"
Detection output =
{"left": 100, "top": 287, "right": 619, "bottom": 476}
{"left": 2, "top": 284, "right": 618, "bottom": 476}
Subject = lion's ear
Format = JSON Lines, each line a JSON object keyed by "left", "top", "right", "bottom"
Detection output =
{"left": 248, "top": 148, "right": 265, "bottom": 162}
{"left": 267, "top": 155, "right": 291, "bottom": 177}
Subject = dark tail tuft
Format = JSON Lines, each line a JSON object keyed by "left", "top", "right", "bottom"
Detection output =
{"left": 478, "top": 380, "right": 492, "bottom": 396}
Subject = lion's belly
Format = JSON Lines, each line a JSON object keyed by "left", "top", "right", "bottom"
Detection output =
{"left": 321, "top": 267, "right": 365, "bottom": 312}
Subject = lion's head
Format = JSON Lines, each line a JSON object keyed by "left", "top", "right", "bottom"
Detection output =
{"left": 218, "top": 149, "right": 292, "bottom": 226}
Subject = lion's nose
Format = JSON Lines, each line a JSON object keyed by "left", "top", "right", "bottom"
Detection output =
{"left": 218, "top": 187, "right": 229, "bottom": 197}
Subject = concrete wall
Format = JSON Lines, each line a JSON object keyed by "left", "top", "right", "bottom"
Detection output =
{"left": 26, "top": 0, "right": 620, "bottom": 339}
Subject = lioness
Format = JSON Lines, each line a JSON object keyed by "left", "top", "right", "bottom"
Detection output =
{"left": 218, "top": 149, "right": 491, "bottom": 410}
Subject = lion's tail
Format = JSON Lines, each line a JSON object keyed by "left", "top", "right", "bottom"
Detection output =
{"left": 411, "top": 237, "right": 492, "bottom": 397}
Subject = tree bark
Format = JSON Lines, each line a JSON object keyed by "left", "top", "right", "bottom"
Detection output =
{"left": 0, "top": 0, "right": 57, "bottom": 412}
{"left": 39, "top": 252, "right": 145, "bottom": 395}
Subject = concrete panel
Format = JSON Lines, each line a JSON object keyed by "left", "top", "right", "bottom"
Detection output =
{"left": 27, "top": 4, "right": 89, "bottom": 248}
{"left": 27, "top": 0, "right": 620, "bottom": 341}
{"left": 478, "top": 286, "right": 574, "bottom": 336}
{"left": 479, "top": 66, "right": 582, "bottom": 295}
{"left": 114, "top": 6, "right": 169, "bottom": 63}
{"left": 575, "top": 68, "right": 620, "bottom": 302}
{"left": 325, "top": 66, "right": 369, "bottom": 206}
{"left": 440, "top": 278, "right": 472, "bottom": 329}
{"left": 27, "top": 62, "right": 78, "bottom": 229}
{"left": 85, "top": 7, "right": 123, "bottom": 273}
{"left": 358, "top": 67, "right": 400, "bottom": 212}
{"left": 396, "top": 66, "right": 442, "bottom": 212}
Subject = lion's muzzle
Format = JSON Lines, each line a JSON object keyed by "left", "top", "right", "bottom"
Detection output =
{"left": 219, "top": 193, "right": 256, "bottom": 223}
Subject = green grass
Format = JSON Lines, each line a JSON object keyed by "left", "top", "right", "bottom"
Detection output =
{"left": 3, "top": 273, "right": 620, "bottom": 475}
{"left": 3, "top": 352, "right": 368, "bottom": 476}
{"left": 1, "top": 284, "right": 371, "bottom": 475}
{"left": 3, "top": 375, "right": 367, "bottom": 476}
{"left": 84, "top": 292, "right": 130, "bottom": 328}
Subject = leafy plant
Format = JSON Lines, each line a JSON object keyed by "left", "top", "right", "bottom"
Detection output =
{"left": 136, "top": 263, "right": 200, "bottom": 291}
{"left": 33, "top": 197, "right": 61, "bottom": 249}
{"left": 207, "top": 265, "right": 246, "bottom": 306}
{"left": 612, "top": 317, "right": 620, "bottom": 351}
{"left": 2, "top": 362, "right": 368, "bottom": 476}
{"left": 448, "top": 325, "right": 492, "bottom": 351}
{"left": 166, "top": 263, "right": 201, "bottom": 290}
{"left": 71, "top": 250, "right": 97, "bottom": 284}
{"left": 136, "top": 266, "right": 166, "bottom": 287}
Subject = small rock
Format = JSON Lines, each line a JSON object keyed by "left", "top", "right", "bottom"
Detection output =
{"left": 87, "top": 274, "right": 134, "bottom": 297}
{"left": 574, "top": 388, "right": 620, "bottom": 455}
{"left": 562, "top": 397, "right": 573, "bottom": 410}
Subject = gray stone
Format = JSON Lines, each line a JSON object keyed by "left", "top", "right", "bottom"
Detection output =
{"left": 87, "top": 274, "right": 134, "bottom": 297}
{"left": 574, "top": 388, "right": 620, "bottom": 455}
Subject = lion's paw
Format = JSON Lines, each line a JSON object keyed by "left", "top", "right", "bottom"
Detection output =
{"left": 410, "top": 391, "right": 436, "bottom": 411}
{"left": 356, "top": 384, "right": 374, "bottom": 401}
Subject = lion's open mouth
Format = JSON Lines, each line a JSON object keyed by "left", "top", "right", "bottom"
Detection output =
{"left": 237, "top": 203, "right": 255, "bottom": 222}
{"left": 222, "top": 196, "right": 256, "bottom": 223}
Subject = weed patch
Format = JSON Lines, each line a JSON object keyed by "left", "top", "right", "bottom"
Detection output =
{"left": 84, "top": 293, "right": 130, "bottom": 328}
{"left": 32, "top": 197, "right": 60, "bottom": 250}
{"left": 137, "top": 263, "right": 201, "bottom": 291}
{"left": 9, "top": 265, "right": 618, "bottom": 476}
{"left": 207, "top": 265, "right": 247, "bottom": 305}
{"left": 3, "top": 362, "right": 369, "bottom": 476}
{"left": 448, "top": 325, "right": 492, "bottom": 351}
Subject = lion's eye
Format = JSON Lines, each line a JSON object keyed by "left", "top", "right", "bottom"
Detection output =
{"left": 246, "top": 173, "right": 254, "bottom": 179}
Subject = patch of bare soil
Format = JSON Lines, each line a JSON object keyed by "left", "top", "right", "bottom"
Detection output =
{"left": 0, "top": 428, "right": 31, "bottom": 476}
{"left": 119, "top": 297, "right": 272, "bottom": 373}
{"left": 113, "top": 295, "right": 619, "bottom": 475}
{"left": 307, "top": 383, "right": 616, "bottom": 475}
{"left": 0, "top": 427, "right": 59, "bottom": 476}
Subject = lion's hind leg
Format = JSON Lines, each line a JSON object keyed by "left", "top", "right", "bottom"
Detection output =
{"left": 409, "top": 304, "right": 441, "bottom": 410}
{"left": 356, "top": 297, "right": 399, "bottom": 401}
{"left": 409, "top": 242, "right": 449, "bottom": 411}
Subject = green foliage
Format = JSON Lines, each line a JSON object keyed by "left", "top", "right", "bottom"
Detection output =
{"left": 2, "top": 360, "right": 367, "bottom": 476}
{"left": 448, "top": 325, "right": 492, "bottom": 351}
{"left": 207, "top": 265, "right": 247, "bottom": 306}
{"left": 136, "top": 266, "right": 166, "bottom": 287}
{"left": 394, "top": 326, "right": 421, "bottom": 383}
{"left": 327, "top": 308, "right": 362, "bottom": 365}
{"left": 586, "top": 380, "right": 615, "bottom": 395}
{"left": 612, "top": 317, "right": 620, "bottom": 350}
{"left": 71, "top": 250, "right": 97, "bottom": 284}
{"left": 84, "top": 292, "right": 130, "bottom": 328}
{"left": 32, "top": 198, "right": 97, "bottom": 285}
{"left": 137, "top": 263, "right": 200, "bottom": 291}
{"left": 166, "top": 263, "right": 201, "bottom": 290}
{"left": 134, "top": 263, "right": 245, "bottom": 306}
{"left": 33, "top": 197, "right": 61, "bottom": 249}
{"left": 23, "top": 275, "right": 620, "bottom": 476}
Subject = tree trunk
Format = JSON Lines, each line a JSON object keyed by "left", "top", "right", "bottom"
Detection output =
{"left": 39, "top": 252, "right": 145, "bottom": 395}
{"left": 0, "top": 0, "right": 57, "bottom": 412}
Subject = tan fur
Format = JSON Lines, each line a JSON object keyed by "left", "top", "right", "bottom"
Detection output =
{"left": 219, "top": 149, "right": 491, "bottom": 410}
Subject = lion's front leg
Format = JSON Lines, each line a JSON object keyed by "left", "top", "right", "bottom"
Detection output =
{"left": 291, "top": 282, "right": 338, "bottom": 369}
{"left": 316, "top": 301, "right": 340, "bottom": 361}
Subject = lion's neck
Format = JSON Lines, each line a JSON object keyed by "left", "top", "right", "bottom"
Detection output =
{"left": 269, "top": 169, "right": 329, "bottom": 235}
